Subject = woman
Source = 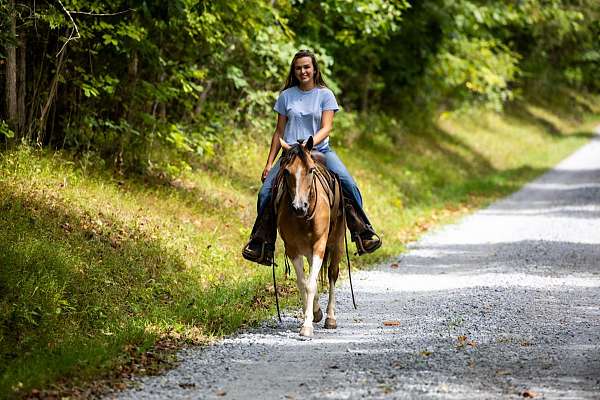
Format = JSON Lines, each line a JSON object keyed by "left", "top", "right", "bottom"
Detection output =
{"left": 242, "top": 49, "right": 381, "bottom": 265}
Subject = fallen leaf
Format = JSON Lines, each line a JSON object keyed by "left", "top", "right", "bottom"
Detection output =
{"left": 522, "top": 390, "right": 537, "bottom": 398}
{"left": 383, "top": 321, "right": 401, "bottom": 326}
{"left": 419, "top": 350, "right": 432, "bottom": 357}
{"left": 179, "top": 383, "right": 196, "bottom": 389}
{"left": 496, "top": 369, "right": 511, "bottom": 376}
{"left": 456, "top": 335, "right": 477, "bottom": 348}
{"left": 380, "top": 385, "right": 393, "bottom": 394}
{"left": 390, "top": 262, "right": 400, "bottom": 268}
{"left": 216, "top": 389, "right": 227, "bottom": 396}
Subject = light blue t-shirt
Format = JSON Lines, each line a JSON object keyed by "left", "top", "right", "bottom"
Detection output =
{"left": 273, "top": 86, "right": 339, "bottom": 150}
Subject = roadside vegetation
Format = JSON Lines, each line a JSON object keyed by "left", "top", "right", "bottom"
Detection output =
{"left": 2, "top": 90, "right": 599, "bottom": 397}
{"left": 1, "top": 0, "right": 599, "bottom": 397}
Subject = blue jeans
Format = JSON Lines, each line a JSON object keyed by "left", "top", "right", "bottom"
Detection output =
{"left": 257, "top": 147, "right": 370, "bottom": 226}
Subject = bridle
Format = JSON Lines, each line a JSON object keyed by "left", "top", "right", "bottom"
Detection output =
{"left": 279, "top": 154, "right": 337, "bottom": 223}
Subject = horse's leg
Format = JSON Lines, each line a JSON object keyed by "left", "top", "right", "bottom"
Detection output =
{"left": 325, "top": 248, "right": 341, "bottom": 329}
{"left": 300, "top": 246, "right": 325, "bottom": 337}
{"left": 313, "top": 298, "right": 323, "bottom": 323}
{"left": 291, "top": 256, "right": 307, "bottom": 315}
{"left": 312, "top": 250, "right": 328, "bottom": 324}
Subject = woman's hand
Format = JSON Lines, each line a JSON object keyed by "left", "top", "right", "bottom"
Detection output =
{"left": 261, "top": 164, "right": 272, "bottom": 182}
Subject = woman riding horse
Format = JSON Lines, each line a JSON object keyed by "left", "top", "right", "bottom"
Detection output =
{"left": 242, "top": 49, "right": 381, "bottom": 265}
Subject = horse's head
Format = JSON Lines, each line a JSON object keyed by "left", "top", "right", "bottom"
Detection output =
{"left": 279, "top": 136, "right": 317, "bottom": 218}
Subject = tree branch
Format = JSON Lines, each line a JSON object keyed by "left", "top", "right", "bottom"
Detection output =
{"left": 55, "top": 0, "right": 79, "bottom": 57}
{"left": 69, "top": 9, "right": 134, "bottom": 16}
{"left": 53, "top": 1, "right": 134, "bottom": 56}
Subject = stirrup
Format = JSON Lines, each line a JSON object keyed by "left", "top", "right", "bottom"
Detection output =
{"left": 242, "top": 241, "right": 275, "bottom": 266}
{"left": 353, "top": 232, "right": 382, "bottom": 256}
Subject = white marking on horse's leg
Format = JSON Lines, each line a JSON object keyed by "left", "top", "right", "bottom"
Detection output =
{"left": 325, "top": 251, "right": 340, "bottom": 328}
{"left": 292, "top": 256, "right": 307, "bottom": 314}
{"left": 312, "top": 253, "right": 324, "bottom": 322}
{"left": 300, "top": 254, "right": 323, "bottom": 337}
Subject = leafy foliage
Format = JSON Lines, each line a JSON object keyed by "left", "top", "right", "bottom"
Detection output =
{"left": 0, "top": 0, "right": 598, "bottom": 167}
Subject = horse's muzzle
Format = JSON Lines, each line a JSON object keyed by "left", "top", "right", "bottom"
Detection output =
{"left": 292, "top": 202, "right": 308, "bottom": 217}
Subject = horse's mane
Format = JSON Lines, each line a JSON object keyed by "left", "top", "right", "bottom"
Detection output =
{"left": 280, "top": 142, "right": 309, "bottom": 168}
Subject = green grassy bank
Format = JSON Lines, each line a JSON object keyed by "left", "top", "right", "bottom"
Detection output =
{"left": 1, "top": 92, "right": 599, "bottom": 398}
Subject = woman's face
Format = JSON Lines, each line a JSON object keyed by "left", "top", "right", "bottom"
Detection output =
{"left": 294, "top": 56, "right": 314, "bottom": 85}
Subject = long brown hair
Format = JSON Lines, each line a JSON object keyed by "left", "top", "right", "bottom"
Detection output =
{"left": 282, "top": 49, "right": 328, "bottom": 91}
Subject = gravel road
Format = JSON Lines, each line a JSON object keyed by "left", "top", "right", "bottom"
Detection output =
{"left": 111, "top": 128, "right": 600, "bottom": 399}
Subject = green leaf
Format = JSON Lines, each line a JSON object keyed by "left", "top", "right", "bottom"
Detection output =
{"left": 0, "top": 120, "right": 15, "bottom": 138}
{"left": 226, "top": 66, "right": 248, "bottom": 89}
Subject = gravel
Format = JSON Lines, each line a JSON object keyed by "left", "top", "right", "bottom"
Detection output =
{"left": 109, "top": 128, "right": 600, "bottom": 399}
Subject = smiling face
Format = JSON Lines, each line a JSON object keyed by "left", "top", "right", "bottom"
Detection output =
{"left": 294, "top": 56, "right": 315, "bottom": 87}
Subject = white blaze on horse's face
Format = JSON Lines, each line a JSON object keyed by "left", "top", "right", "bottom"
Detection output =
{"left": 284, "top": 157, "right": 315, "bottom": 218}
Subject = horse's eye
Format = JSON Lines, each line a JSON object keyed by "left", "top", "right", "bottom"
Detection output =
{"left": 309, "top": 168, "right": 316, "bottom": 174}
{"left": 283, "top": 169, "right": 290, "bottom": 177}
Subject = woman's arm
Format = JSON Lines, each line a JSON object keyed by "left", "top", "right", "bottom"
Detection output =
{"left": 313, "top": 110, "right": 335, "bottom": 145}
{"left": 262, "top": 113, "right": 287, "bottom": 182}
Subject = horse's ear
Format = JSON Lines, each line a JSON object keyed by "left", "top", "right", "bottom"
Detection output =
{"left": 305, "top": 136, "right": 314, "bottom": 151}
{"left": 279, "top": 137, "right": 291, "bottom": 151}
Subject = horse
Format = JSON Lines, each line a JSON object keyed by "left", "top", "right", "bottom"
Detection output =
{"left": 275, "top": 136, "right": 345, "bottom": 337}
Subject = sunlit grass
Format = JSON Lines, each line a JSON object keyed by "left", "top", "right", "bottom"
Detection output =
{"left": 1, "top": 94, "right": 598, "bottom": 397}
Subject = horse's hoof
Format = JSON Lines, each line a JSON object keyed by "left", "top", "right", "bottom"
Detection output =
{"left": 299, "top": 326, "right": 314, "bottom": 337}
{"left": 313, "top": 308, "right": 323, "bottom": 323}
{"left": 324, "top": 318, "right": 337, "bottom": 329}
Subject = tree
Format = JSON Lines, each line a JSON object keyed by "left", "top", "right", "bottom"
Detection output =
{"left": 4, "top": 0, "right": 17, "bottom": 135}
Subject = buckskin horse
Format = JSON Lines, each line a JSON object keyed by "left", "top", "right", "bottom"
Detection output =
{"left": 275, "top": 136, "right": 345, "bottom": 337}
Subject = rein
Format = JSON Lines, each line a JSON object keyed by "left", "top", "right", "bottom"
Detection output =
{"left": 304, "top": 174, "right": 319, "bottom": 221}
{"left": 305, "top": 167, "right": 332, "bottom": 221}
{"left": 342, "top": 201, "right": 357, "bottom": 310}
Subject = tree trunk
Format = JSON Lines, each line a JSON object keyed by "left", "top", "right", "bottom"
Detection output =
{"left": 5, "top": 0, "right": 18, "bottom": 133}
{"left": 128, "top": 50, "right": 138, "bottom": 83}
{"left": 159, "top": 73, "right": 167, "bottom": 120}
{"left": 194, "top": 80, "right": 213, "bottom": 116}
{"left": 26, "top": 30, "right": 50, "bottom": 141}
{"left": 125, "top": 49, "right": 138, "bottom": 120}
{"left": 361, "top": 70, "right": 371, "bottom": 114}
{"left": 18, "top": 36, "right": 26, "bottom": 136}
{"left": 37, "top": 44, "right": 66, "bottom": 146}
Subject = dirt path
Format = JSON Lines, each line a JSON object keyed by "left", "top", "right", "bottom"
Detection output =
{"left": 111, "top": 128, "right": 600, "bottom": 399}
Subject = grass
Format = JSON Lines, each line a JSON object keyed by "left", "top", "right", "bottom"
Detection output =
{"left": 1, "top": 91, "right": 599, "bottom": 398}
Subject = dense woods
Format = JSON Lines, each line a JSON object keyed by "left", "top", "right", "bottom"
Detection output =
{"left": 1, "top": 0, "right": 599, "bottom": 172}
